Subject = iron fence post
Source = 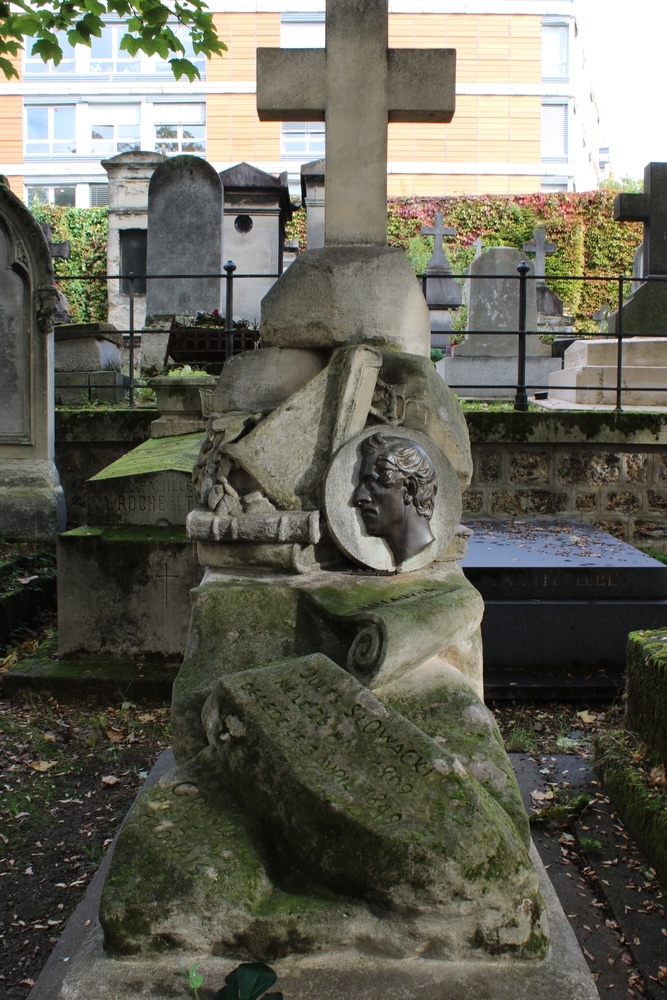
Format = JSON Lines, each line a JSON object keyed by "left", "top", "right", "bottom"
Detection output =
{"left": 224, "top": 260, "right": 237, "bottom": 361}
{"left": 514, "top": 261, "right": 530, "bottom": 412}
{"left": 128, "top": 272, "right": 135, "bottom": 408}
{"left": 615, "top": 275, "right": 625, "bottom": 412}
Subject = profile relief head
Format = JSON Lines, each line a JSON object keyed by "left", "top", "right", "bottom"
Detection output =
{"left": 352, "top": 432, "right": 438, "bottom": 565}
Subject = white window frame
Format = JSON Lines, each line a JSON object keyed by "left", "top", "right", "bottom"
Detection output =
{"left": 542, "top": 20, "right": 569, "bottom": 81}
{"left": 25, "top": 104, "right": 77, "bottom": 156}
{"left": 281, "top": 120, "right": 325, "bottom": 159}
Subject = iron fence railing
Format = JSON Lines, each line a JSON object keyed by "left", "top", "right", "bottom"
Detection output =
{"left": 54, "top": 263, "right": 667, "bottom": 412}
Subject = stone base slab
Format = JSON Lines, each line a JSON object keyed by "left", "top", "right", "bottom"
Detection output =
{"left": 0, "top": 458, "right": 66, "bottom": 541}
{"left": 36, "top": 836, "right": 596, "bottom": 1000}
{"left": 548, "top": 364, "right": 667, "bottom": 406}
{"left": 563, "top": 336, "right": 667, "bottom": 368}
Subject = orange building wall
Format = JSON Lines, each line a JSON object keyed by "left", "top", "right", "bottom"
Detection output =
{"left": 209, "top": 12, "right": 279, "bottom": 83}
{"left": 0, "top": 96, "right": 24, "bottom": 164}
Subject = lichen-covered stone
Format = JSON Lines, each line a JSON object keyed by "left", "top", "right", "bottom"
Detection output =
{"left": 625, "top": 628, "right": 667, "bottom": 767}
{"left": 375, "top": 658, "right": 529, "bottom": 846}
{"left": 508, "top": 451, "right": 549, "bottom": 485}
{"left": 197, "top": 654, "right": 545, "bottom": 957}
{"left": 490, "top": 490, "right": 567, "bottom": 516}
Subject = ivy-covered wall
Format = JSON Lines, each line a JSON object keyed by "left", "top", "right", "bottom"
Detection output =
{"left": 32, "top": 191, "right": 642, "bottom": 334}
{"left": 30, "top": 204, "right": 109, "bottom": 324}
{"left": 288, "top": 191, "right": 643, "bottom": 334}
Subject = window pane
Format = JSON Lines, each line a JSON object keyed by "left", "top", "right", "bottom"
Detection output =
{"left": 54, "top": 186, "right": 76, "bottom": 206}
{"left": 542, "top": 25, "right": 568, "bottom": 79}
{"left": 156, "top": 125, "right": 178, "bottom": 139}
{"left": 92, "top": 125, "right": 113, "bottom": 140}
{"left": 27, "top": 107, "right": 48, "bottom": 139}
{"left": 26, "top": 187, "right": 49, "bottom": 205}
{"left": 53, "top": 106, "right": 75, "bottom": 139}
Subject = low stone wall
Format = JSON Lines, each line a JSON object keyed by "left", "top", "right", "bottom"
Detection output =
{"left": 54, "top": 409, "right": 667, "bottom": 550}
{"left": 464, "top": 412, "right": 667, "bottom": 550}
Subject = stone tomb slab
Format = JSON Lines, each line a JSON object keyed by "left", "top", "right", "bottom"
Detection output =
{"left": 462, "top": 519, "right": 667, "bottom": 688}
{"left": 36, "top": 755, "right": 596, "bottom": 1000}
{"left": 86, "top": 433, "right": 201, "bottom": 527}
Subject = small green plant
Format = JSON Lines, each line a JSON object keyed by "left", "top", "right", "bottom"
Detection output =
{"left": 175, "top": 962, "right": 281, "bottom": 1000}
{"left": 530, "top": 789, "right": 592, "bottom": 826}
{"left": 176, "top": 962, "right": 204, "bottom": 1000}
{"left": 167, "top": 365, "right": 211, "bottom": 378}
{"left": 504, "top": 727, "right": 539, "bottom": 753}
{"left": 214, "top": 963, "right": 282, "bottom": 1000}
{"left": 579, "top": 836, "right": 603, "bottom": 855}
{"left": 430, "top": 348, "right": 445, "bottom": 364}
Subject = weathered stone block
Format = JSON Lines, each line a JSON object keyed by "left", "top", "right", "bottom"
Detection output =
{"left": 647, "top": 489, "right": 667, "bottom": 512}
{"left": 462, "top": 491, "right": 483, "bottom": 514}
{"left": 593, "top": 519, "right": 626, "bottom": 540}
{"left": 509, "top": 451, "right": 549, "bottom": 485}
{"left": 558, "top": 452, "right": 621, "bottom": 485}
{"left": 260, "top": 246, "right": 431, "bottom": 357}
{"left": 490, "top": 490, "right": 567, "bottom": 516}
{"left": 57, "top": 526, "right": 200, "bottom": 663}
{"left": 604, "top": 491, "right": 640, "bottom": 514}
{"left": 477, "top": 452, "right": 501, "bottom": 483}
{"left": 624, "top": 453, "right": 648, "bottom": 483}
{"left": 575, "top": 492, "right": 598, "bottom": 513}
{"left": 633, "top": 519, "right": 667, "bottom": 542}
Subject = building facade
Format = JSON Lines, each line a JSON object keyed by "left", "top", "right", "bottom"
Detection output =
{"left": 0, "top": 0, "right": 602, "bottom": 206}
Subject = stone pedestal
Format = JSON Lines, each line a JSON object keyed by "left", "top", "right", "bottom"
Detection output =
{"left": 0, "top": 182, "right": 65, "bottom": 540}
{"left": 548, "top": 336, "right": 667, "bottom": 405}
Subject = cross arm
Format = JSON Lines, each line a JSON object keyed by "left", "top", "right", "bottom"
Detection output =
{"left": 614, "top": 192, "right": 650, "bottom": 223}
{"left": 387, "top": 49, "right": 456, "bottom": 123}
{"left": 257, "top": 49, "right": 326, "bottom": 121}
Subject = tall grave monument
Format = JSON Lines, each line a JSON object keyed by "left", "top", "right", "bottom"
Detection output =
{"left": 0, "top": 179, "right": 65, "bottom": 540}
{"left": 54, "top": 5, "right": 595, "bottom": 999}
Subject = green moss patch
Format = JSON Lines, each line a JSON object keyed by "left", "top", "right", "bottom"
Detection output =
{"left": 90, "top": 433, "right": 203, "bottom": 481}
{"left": 596, "top": 729, "right": 667, "bottom": 884}
{"left": 626, "top": 629, "right": 667, "bottom": 766}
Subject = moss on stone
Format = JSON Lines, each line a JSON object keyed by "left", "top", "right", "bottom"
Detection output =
{"left": 90, "top": 433, "right": 203, "bottom": 481}
{"left": 626, "top": 628, "right": 667, "bottom": 766}
{"left": 596, "top": 729, "right": 667, "bottom": 884}
{"left": 465, "top": 411, "right": 667, "bottom": 444}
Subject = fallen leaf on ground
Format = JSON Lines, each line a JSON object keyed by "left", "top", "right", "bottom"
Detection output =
{"left": 28, "top": 760, "right": 57, "bottom": 772}
{"left": 577, "top": 710, "right": 597, "bottom": 725}
{"left": 101, "top": 775, "right": 121, "bottom": 787}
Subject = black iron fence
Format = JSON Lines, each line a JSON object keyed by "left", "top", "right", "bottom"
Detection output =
{"left": 54, "top": 263, "right": 667, "bottom": 412}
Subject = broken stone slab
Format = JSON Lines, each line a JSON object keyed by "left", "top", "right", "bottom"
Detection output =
{"left": 102, "top": 655, "right": 546, "bottom": 961}
{"left": 260, "top": 246, "right": 431, "bottom": 357}
{"left": 203, "top": 655, "right": 545, "bottom": 950}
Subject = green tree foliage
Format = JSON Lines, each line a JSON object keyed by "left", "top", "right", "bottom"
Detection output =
{"left": 0, "top": 0, "right": 226, "bottom": 82}
{"left": 386, "top": 191, "right": 642, "bottom": 332}
{"left": 30, "top": 203, "right": 109, "bottom": 323}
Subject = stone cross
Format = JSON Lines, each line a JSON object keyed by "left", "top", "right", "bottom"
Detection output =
{"left": 614, "top": 163, "right": 667, "bottom": 277}
{"left": 421, "top": 213, "right": 456, "bottom": 271}
{"left": 522, "top": 227, "right": 555, "bottom": 282}
{"left": 39, "top": 222, "right": 70, "bottom": 260}
{"left": 257, "top": 0, "right": 455, "bottom": 246}
{"left": 592, "top": 304, "right": 610, "bottom": 333}
{"left": 472, "top": 237, "right": 485, "bottom": 259}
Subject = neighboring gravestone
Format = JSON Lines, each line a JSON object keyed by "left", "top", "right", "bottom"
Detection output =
{"left": 57, "top": 433, "right": 203, "bottom": 664}
{"left": 54, "top": 323, "right": 128, "bottom": 405}
{"left": 301, "top": 158, "right": 325, "bottom": 250}
{"left": 0, "top": 179, "right": 65, "bottom": 540}
{"left": 609, "top": 162, "right": 667, "bottom": 335}
{"left": 102, "top": 150, "right": 167, "bottom": 333}
{"left": 218, "top": 162, "right": 292, "bottom": 325}
{"left": 446, "top": 247, "right": 559, "bottom": 398}
{"left": 143, "top": 155, "right": 224, "bottom": 373}
{"left": 420, "top": 213, "right": 461, "bottom": 351}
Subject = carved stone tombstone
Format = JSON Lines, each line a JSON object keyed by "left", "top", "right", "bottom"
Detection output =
{"left": 0, "top": 179, "right": 65, "bottom": 540}
{"left": 144, "top": 155, "right": 224, "bottom": 372}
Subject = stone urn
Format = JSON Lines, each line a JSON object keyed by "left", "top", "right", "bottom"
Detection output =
{"left": 147, "top": 374, "right": 217, "bottom": 438}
